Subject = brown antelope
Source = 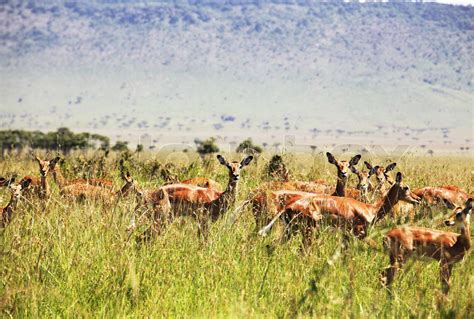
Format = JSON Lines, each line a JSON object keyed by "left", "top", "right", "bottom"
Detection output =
{"left": 349, "top": 165, "right": 374, "bottom": 203}
{"left": 155, "top": 154, "right": 253, "bottom": 236}
{"left": 59, "top": 172, "right": 136, "bottom": 204}
{"left": 364, "top": 161, "right": 418, "bottom": 221}
{"left": 412, "top": 185, "right": 473, "bottom": 209}
{"left": 1, "top": 178, "right": 32, "bottom": 227}
{"left": 181, "top": 177, "right": 222, "bottom": 192}
{"left": 364, "top": 161, "right": 397, "bottom": 197}
{"left": 325, "top": 152, "right": 362, "bottom": 197}
{"left": 49, "top": 156, "right": 113, "bottom": 189}
{"left": 24, "top": 156, "right": 59, "bottom": 199}
{"left": 259, "top": 173, "right": 420, "bottom": 241}
{"left": 381, "top": 198, "right": 472, "bottom": 295}
{"left": 250, "top": 153, "right": 364, "bottom": 229}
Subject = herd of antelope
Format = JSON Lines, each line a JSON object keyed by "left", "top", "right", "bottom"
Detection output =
{"left": 0, "top": 152, "right": 472, "bottom": 295}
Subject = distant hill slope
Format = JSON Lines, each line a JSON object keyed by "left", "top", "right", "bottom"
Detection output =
{"left": 1, "top": 1, "right": 473, "bottom": 90}
{"left": 0, "top": 1, "right": 472, "bottom": 150}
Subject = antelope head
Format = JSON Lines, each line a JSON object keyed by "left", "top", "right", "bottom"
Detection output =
{"left": 9, "top": 178, "right": 32, "bottom": 200}
{"left": 387, "top": 172, "right": 421, "bottom": 205}
{"left": 350, "top": 165, "right": 373, "bottom": 192}
{"left": 35, "top": 156, "right": 58, "bottom": 177}
{"left": 445, "top": 198, "right": 472, "bottom": 227}
{"left": 217, "top": 154, "right": 253, "bottom": 182}
{"left": 365, "top": 161, "right": 397, "bottom": 186}
{"left": 326, "top": 152, "right": 361, "bottom": 180}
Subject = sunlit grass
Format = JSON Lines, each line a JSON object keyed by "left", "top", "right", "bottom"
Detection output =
{"left": 0, "top": 152, "right": 472, "bottom": 317}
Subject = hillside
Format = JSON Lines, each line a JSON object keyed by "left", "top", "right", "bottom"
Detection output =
{"left": 0, "top": 1, "right": 473, "bottom": 151}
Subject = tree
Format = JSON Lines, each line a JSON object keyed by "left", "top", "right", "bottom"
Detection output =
{"left": 111, "top": 141, "right": 129, "bottom": 152}
{"left": 195, "top": 138, "right": 219, "bottom": 156}
{"left": 236, "top": 138, "right": 263, "bottom": 154}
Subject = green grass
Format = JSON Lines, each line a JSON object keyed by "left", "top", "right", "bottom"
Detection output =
{"left": 0, "top": 152, "right": 473, "bottom": 318}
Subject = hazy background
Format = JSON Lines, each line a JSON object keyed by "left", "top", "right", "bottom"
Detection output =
{"left": 1, "top": 1, "right": 473, "bottom": 153}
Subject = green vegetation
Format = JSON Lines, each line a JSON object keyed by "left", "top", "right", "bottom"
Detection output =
{"left": 195, "top": 137, "right": 220, "bottom": 157}
{"left": 0, "top": 152, "right": 472, "bottom": 317}
{"left": 236, "top": 138, "right": 263, "bottom": 155}
{"left": 0, "top": 128, "right": 109, "bottom": 158}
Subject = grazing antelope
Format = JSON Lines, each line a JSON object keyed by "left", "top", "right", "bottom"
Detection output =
{"left": 412, "top": 185, "right": 474, "bottom": 209}
{"left": 259, "top": 173, "right": 420, "bottom": 240}
{"left": 381, "top": 198, "right": 472, "bottom": 295}
{"left": 49, "top": 156, "right": 113, "bottom": 189}
{"left": 157, "top": 155, "right": 253, "bottom": 236}
{"left": 59, "top": 172, "right": 135, "bottom": 204}
{"left": 181, "top": 177, "right": 222, "bottom": 192}
{"left": 1, "top": 178, "right": 32, "bottom": 227}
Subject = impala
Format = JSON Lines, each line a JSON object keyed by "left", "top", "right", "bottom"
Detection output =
{"left": 364, "top": 161, "right": 417, "bottom": 221}
{"left": 49, "top": 156, "right": 113, "bottom": 189}
{"left": 412, "top": 185, "right": 473, "bottom": 209}
{"left": 156, "top": 154, "right": 253, "bottom": 236}
{"left": 250, "top": 153, "right": 365, "bottom": 229}
{"left": 59, "top": 171, "right": 136, "bottom": 204}
{"left": 259, "top": 173, "right": 420, "bottom": 240}
{"left": 364, "top": 161, "right": 397, "bottom": 197}
{"left": 180, "top": 177, "right": 222, "bottom": 192}
{"left": 381, "top": 198, "right": 472, "bottom": 295}
{"left": 1, "top": 178, "right": 32, "bottom": 227}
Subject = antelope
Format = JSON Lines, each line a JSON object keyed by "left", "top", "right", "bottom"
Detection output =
{"left": 156, "top": 154, "right": 253, "bottom": 236}
{"left": 364, "top": 161, "right": 417, "bottom": 221}
{"left": 412, "top": 185, "right": 473, "bottom": 209}
{"left": 249, "top": 153, "right": 364, "bottom": 229}
{"left": 49, "top": 156, "right": 113, "bottom": 189}
{"left": 58, "top": 171, "right": 136, "bottom": 204}
{"left": 381, "top": 198, "right": 472, "bottom": 295}
{"left": 1, "top": 178, "right": 32, "bottom": 227}
{"left": 23, "top": 156, "right": 59, "bottom": 199}
{"left": 259, "top": 173, "right": 421, "bottom": 241}
{"left": 181, "top": 177, "right": 222, "bottom": 192}
{"left": 364, "top": 161, "right": 397, "bottom": 197}
{"left": 349, "top": 165, "right": 374, "bottom": 203}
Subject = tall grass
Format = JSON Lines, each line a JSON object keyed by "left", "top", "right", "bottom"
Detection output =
{"left": 0, "top": 152, "right": 472, "bottom": 317}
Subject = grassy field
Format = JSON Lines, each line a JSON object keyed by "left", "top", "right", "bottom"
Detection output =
{"left": 0, "top": 151, "right": 473, "bottom": 318}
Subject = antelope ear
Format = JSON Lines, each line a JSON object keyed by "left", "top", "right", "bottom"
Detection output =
{"left": 241, "top": 155, "right": 253, "bottom": 167}
{"left": 350, "top": 166, "right": 359, "bottom": 174}
{"left": 364, "top": 161, "right": 373, "bottom": 170}
{"left": 443, "top": 199, "right": 456, "bottom": 210}
{"left": 217, "top": 154, "right": 227, "bottom": 166}
{"left": 20, "top": 178, "right": 32, "bottom": 189}
{"left": 349, "top": 154, "right": 361, "bottom": 166}
{"left": 465, "top": 198, "right": 473, "bottom": 209}
{"left": 385, "top": 163, "right": 397, "bottom": 172}
{"left": 395, "top": 172, "right": 402, "bottom": 184}
{"left": 326, "top": 152, "right": 336, "bottom": 164}
{"left": 50, "top": 156, "right": 61, "bottom": 168}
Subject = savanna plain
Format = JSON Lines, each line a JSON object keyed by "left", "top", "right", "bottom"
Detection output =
{"left": 0, "top": 151, "right": 473, "bottom": 318}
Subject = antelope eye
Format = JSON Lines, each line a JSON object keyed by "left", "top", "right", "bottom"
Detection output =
{"left": 456, "top": 212, "right": 463, "bottom": 220}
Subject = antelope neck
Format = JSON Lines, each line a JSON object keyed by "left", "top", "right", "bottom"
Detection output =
{"left": 335, "top": 176, "right": 347, "bottom": 197}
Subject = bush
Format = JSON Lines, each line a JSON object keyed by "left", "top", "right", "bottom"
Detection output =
{"left": 236, "top": 138, "right": 263, "bottom": 154}
{"left": 195, "top": 137, "right": 219, "bottom": 156}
